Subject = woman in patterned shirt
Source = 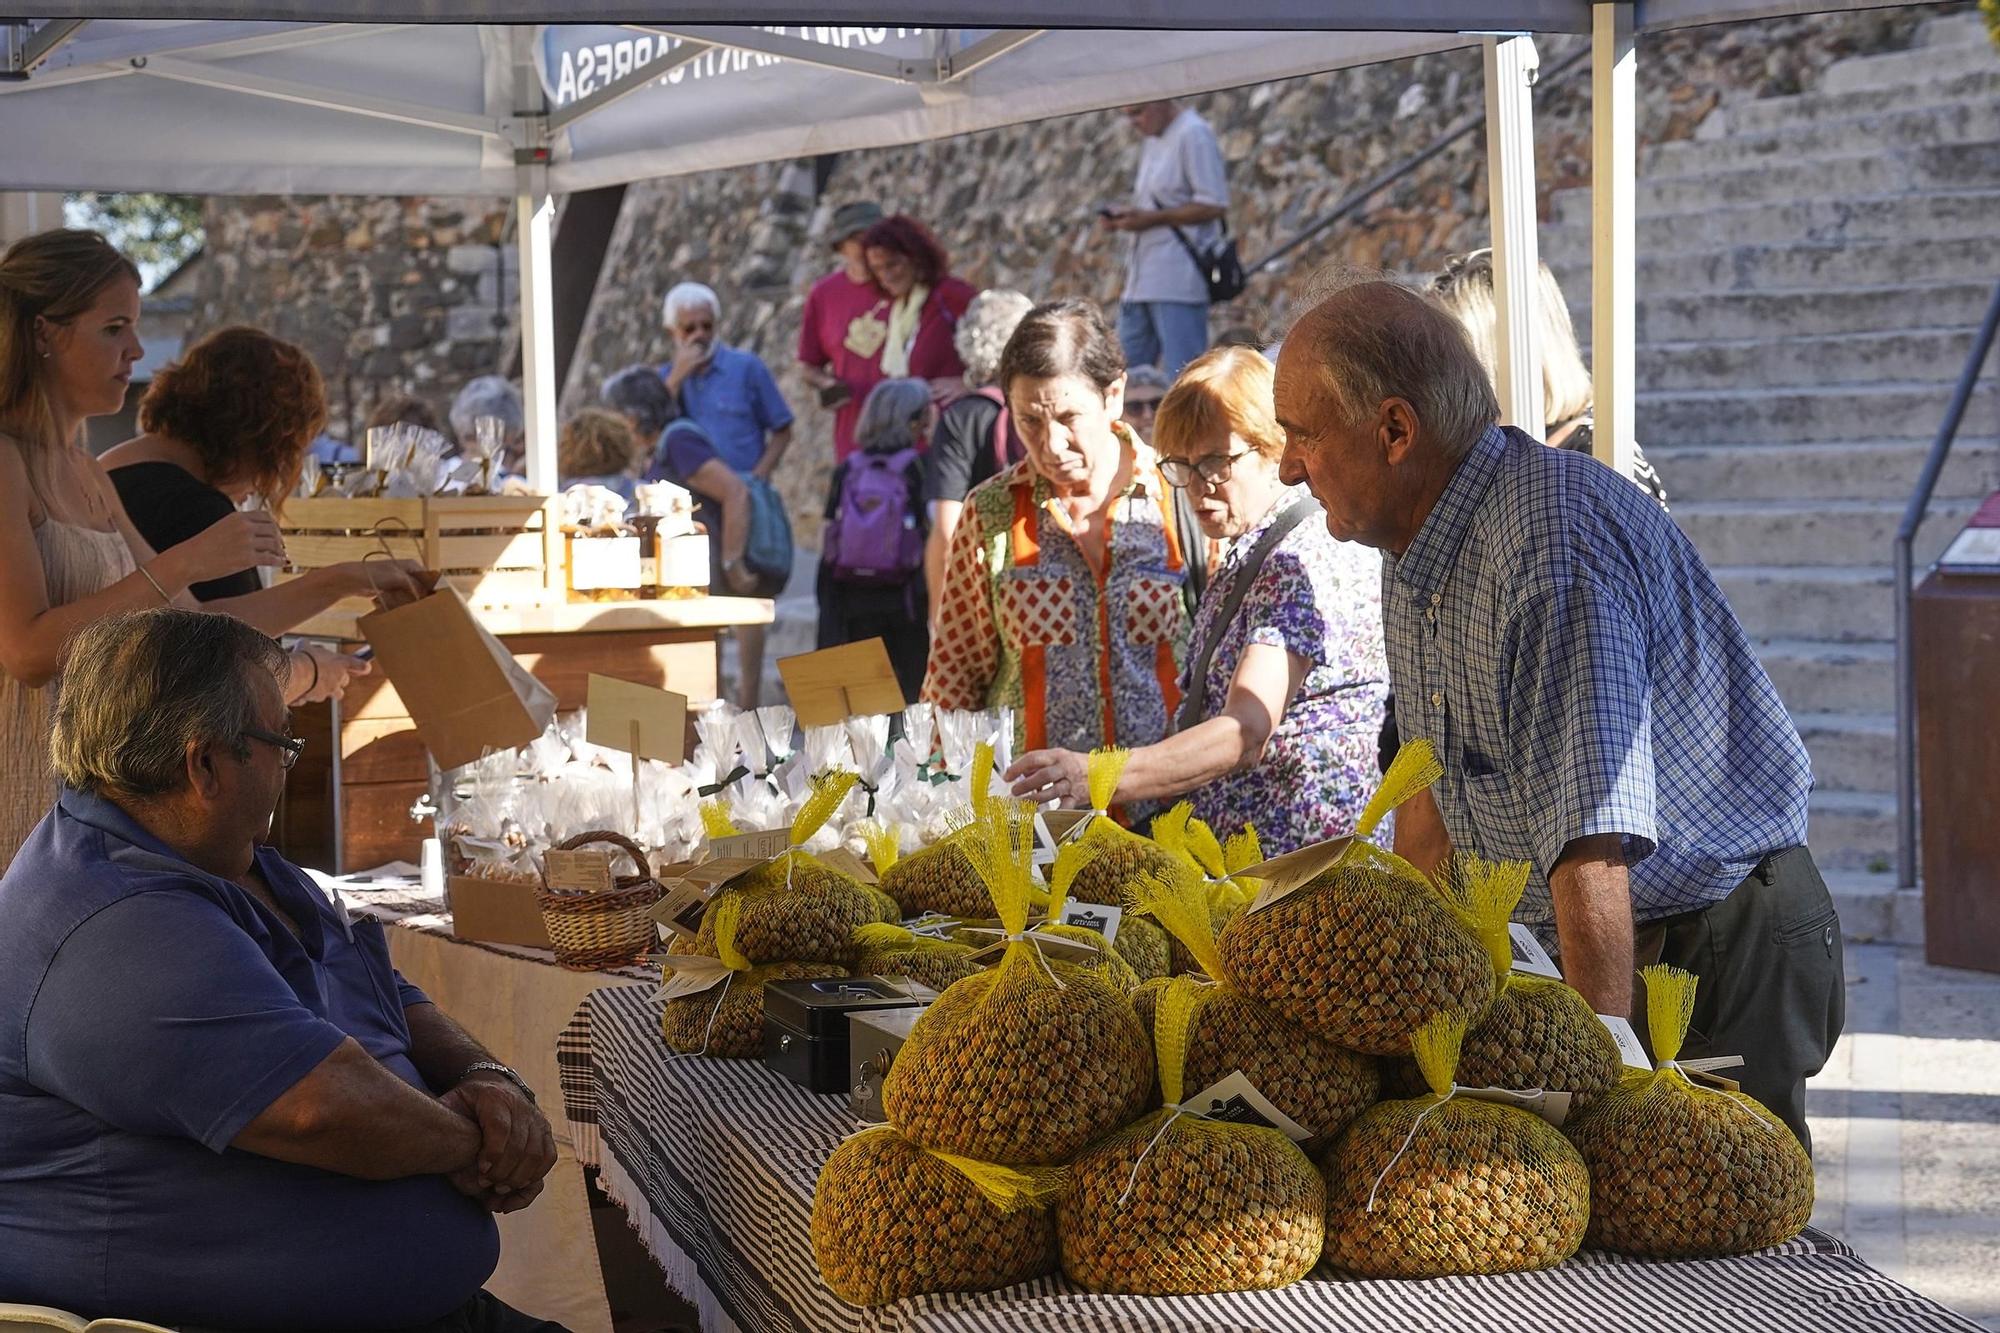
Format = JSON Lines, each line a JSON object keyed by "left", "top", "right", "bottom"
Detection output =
{"left": 1004, "top": 347, "right": 1389, "bottom": 854}
{"left": 922, "top": 300, "right": 1195, "bottom": 758}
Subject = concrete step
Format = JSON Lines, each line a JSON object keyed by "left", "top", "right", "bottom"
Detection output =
{"left": 1822, "top": 23, "right": 2000, "bottom": 95}
{"left": 1553, "top": 235, "right": 2000, "bottom": 301}
{"left": 1807, "top": 789, "right": 1898, "bottom": 874}
{"left": 1645, "top": 440, "right": 2000, "bottom": 503}
{"left": 1648, "top": 98, "right": 2000, "bottom": 176}
{"left": 1757, "top": 638, "right": 1895, "bottom": 716}
{"left": 1716, "top": 565, "right": 1894, "bottom": 642}
{"left": 1578, "top": 281, "right": 1999, "bottom": 344}
{"left": 1672, "top": 497, "right": 1975, "bottom": 568}
{"left": 1547, "top": 189, "right": 2000, "bottom": 252}
{"left": 1916, "top": 9, "right": 1995, "bottom": 47}
{"left": 1639, "top": 381, "right": 1997, "bottom": 446}
{"left": 1617, "top": 143, "right": 2000, "bottom": 213}
{"left": 1823, "top": 873, "right": 1924, "bottom": 945}
{"left": 1636, "top": 328, "right": 1998, "bottom": 393}
{"left": 1796, "top": 710, "right": 1896, "bottom": 795}
{"left": 1723, "top": 66, "right": 2000, "bottom": 136}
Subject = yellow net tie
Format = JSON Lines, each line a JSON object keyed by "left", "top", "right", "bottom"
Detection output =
{"left": 1364, "top": 1011, "right": 1467, "bottom": 1213}
{"left": 1642, "top": 964, "right": 1779, "bottom": 1136}
{"left": 1116, "top": 976, "right": 1214, "bottom": 1206}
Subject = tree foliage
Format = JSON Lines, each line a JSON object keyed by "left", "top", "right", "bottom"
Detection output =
{"left": 62, "top": 193, "right": 205, "bottom": 289}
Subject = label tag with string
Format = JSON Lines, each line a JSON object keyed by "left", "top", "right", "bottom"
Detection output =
{"left": 649, "top": 880, "right": 716, "bottom": 940}
{"left": 1182, "top": 1071, "right": 1312, "bottom": 1143}
{"left": 1597, "top": 1014, "right": 1652, "bottom": 1070}
{"left": 956, "top": 925, "right": 1104, "bottom": 966}
{"left": 1508, "top": 924, "right": 1564, "bottom": 979}
{"left": 1676, "top": 1054, "right": 1745, "bottom": 1092}
{"left": 1456, "top": 1085, "right": 1572, "bottom": 1129}
{"left": 1059, "top": 901, "right": 1123, "bottom": 944}
{"left": 651, "top": 954, "right": 733, "bottom": 1003}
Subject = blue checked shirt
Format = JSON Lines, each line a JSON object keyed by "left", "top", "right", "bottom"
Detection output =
{"left": 1385, "top": 426, "right": 1811, "bottom": 945}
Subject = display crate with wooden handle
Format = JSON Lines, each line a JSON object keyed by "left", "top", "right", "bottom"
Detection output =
{"left": 278, "top": 494, "right": 563, "bottom": 618}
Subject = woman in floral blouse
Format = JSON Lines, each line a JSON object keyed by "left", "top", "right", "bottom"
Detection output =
{"left": 1005, "top": 346, "right": 1388, "bottom": 854}
{"left": 923, "top": 299, "right": 1194, "bottom": 757}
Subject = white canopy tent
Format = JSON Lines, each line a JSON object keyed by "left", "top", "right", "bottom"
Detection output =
{"left": 0, "top": 2, "right": 1912, "bottom": 490}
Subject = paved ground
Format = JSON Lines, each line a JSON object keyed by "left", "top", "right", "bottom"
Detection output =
{"left": 1810, "top": 942, "right": 2000, "bottom": 1330}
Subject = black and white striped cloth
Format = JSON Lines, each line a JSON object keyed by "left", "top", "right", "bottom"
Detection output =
{"left": 558, "top": 986, "right": 1981, "bottom": 1333}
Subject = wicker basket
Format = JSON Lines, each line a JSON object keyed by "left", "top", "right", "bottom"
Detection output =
{"left": 535, "top": 831, "right": 663, "bottom": 970}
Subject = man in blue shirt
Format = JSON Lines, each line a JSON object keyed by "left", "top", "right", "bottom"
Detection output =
{"left": 1274, "top": 281, "right": 1842, "bottom": 1149}
{"left": 0, "top": 610, "right": 561, "bottom": 1330}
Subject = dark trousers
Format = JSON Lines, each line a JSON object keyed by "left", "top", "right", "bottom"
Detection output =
{"left": 1635, "top": 845, "right": 1846, "bottom": 1153}
{"left": 180, "top": 1291, "right": 569, "bottom": 1333}
{"left": 814, "top": 561, "right": 930, "bottom": 704}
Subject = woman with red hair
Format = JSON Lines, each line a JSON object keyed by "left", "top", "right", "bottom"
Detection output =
{"left": 860, "top": 215, "right": 978, "bottom": 402}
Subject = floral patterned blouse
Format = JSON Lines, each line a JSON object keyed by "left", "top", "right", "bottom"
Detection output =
{"left": 923, "top": 423, "right": 1192, "bottom": 756}
{"left": 1182, "top": 486, "right": 1390, "bottom": 855}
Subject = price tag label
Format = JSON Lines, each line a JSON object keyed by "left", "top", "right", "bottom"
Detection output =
{"left": 1183, "top": 1071, "right": 1313, "bottom": 1143}
{"left": 1458, "top": 1085, "right": 1573, "bottom": 1129}
{"left": 1596, "top": 1014, "right": 1652, "bottom": 1070}
{"left": 544, "top": 849, "right": 614, "bottom": 894}
{"left": 1508, "top": 924, "right": 1564, "bottom": 979}
{"left": 1059, "top": 901, "right": 1123, "bottom": 944}
{"left": 653, "top": 954, "right": 734, "bottom": 1004}
{"left": 708, "top": 829, "right": 792, "bottom": 862}
{"left": 649, "top": 880, "right": 715, "bottom": 939}
{"left": 817, "top": 846, "right": 879, "bottom": 885}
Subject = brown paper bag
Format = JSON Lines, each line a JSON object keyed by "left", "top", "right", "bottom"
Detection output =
{"left": 360, "top": 585, "right": 557, "bottom": 771}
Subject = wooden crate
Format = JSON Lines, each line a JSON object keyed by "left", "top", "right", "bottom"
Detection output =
{"left": 278, "top": 494, "right": 562, "bottom": 613}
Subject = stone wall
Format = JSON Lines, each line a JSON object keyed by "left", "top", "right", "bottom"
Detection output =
{"left": 565, "top": 5, "right": 1958, "bottom": 544}
{"left": 189, "top": 195, "right": 515, "bottom": 445}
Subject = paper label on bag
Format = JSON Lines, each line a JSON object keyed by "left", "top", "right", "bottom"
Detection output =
{"left": 1457, "top": 1085, "right": 1572, "bottom": 1128}
{"left": 1039, "top": 809, "right": 1095, "bottom": 843}
{"left": 649, "top": 880, "right": 716, "bottom": 939}
{"left": 1031, "top": 813, "right": 1061, "bottom": 867}
{"left": 652, "top": 954, "right": 733, "bottom": 1003}
{"left": 1597, "top": 1014, "right": 1652, "bottom": 1070}
{"left": 1675, "top": 1054, "right": 1745, "bottom": 1092}
{"left": 1239, "top": 833, "right": 1359, "bottom": 913}
{"left": 708, "top": 829, "right": 792, "bottom": 863}
{"left": 817, "top": 846, "right": 880, "bottom": 885}
{"left": 1508, "top": 924, "right": 1564, "bottom": 980}
{"left": 955, "top": 925, "right": 1104, "bottom": 966}
{"left": 1059, "top": 901, "right": 1123, "bottom": 944}
{"left": 544, "top": 849, "right": 614, "bottom": 894}
{"left": 1183, "top": 1071, "right": 1313, "bottom": 1143}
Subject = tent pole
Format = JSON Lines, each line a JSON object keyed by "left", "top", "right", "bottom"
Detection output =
{"left": 1592, "top": 3, "right": 1637, "bottom": 477}
{"left": 510, "top": 27, "right": 557, "bottom": 494}
{"left": 1483, "top": 34, "right": 1542, "bottom": 437}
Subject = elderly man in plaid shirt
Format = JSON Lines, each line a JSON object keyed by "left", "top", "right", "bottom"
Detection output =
{"left": 1273, "top": 281, "right": 1842, "bottom": 1149}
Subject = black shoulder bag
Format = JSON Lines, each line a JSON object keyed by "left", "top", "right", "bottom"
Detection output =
{"left": 1174, "top": 496, "right": 1316, "bottom": 733}
{"left": 1167, "top": 216, "right": 1247, "bottom": 305}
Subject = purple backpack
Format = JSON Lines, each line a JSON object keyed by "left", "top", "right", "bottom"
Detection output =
{"left": 826, "top": 447, "right": 924, "bottom": 585}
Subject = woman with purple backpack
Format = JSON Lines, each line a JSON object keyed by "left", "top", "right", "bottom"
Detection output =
{"left": 816, "top": 377, "right": 936, "bottom": 700}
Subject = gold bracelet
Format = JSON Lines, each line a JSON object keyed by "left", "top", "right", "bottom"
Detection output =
{"left": 137, "top": 562, "right": 171, "bottom": 605}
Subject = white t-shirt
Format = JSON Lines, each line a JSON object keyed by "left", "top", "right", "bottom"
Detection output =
{"left": 1122, "top": 107, "right": 1231, "bottom": 306}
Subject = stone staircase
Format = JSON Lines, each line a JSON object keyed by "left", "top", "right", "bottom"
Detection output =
{"left": 1542, "top": 8, "right": 2000, "bottom": 938}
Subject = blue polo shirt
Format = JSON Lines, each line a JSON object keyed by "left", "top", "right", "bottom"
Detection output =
{"left": 0, "top": 789, "right": 499, "bottom": 1329}
{"left": 667, "top": 342, "right": 793, "bottom": 474}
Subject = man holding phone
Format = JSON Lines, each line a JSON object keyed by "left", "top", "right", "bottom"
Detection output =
{"left": 797, "top": 201, "right": 890, "bottom": 465}
{"left": 1102, "top": 99, "right": 1231, "bottom": 378}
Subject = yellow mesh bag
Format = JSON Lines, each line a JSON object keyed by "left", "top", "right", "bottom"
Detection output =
{"left": 661, "top": 896, "right": 848, "bottom": 1059}
{"left": 1381, "top": 856, "right": 1623, "bottom": 1107}
{"left": 1150, "top": 806, "right": 1253, "bottom": 976}
{"left": 881, "top": 801, "right": 1154, "bottom": 1165}
{"left": 692, "top": 773, "right": 890, "bottom": 965}
{"left": 1567, "top": 966, "right": 1814, "bottom": 1258}
{"left": 879, "top": 745, "right": 998, "bottom": 918}
{"left": 1216, "top": 742, "right": 1494, "bottom": 1054}
{"left": 1127, "top": 854, "right": 1376, "bottom": 1155}
{"left": 1060, "top": 978, "right": 1326, "bottom": 1295}
{"left": 811, "top": 1125, "right": 1062, "bottom": 1306}
{"left": 1319, "top": 1014, "right": 1590, "bottom": 1278}
{"left": 850, "top": 921, "right": 988, "bottom": 992}
{"left": 1066, "top": 750, "right": 1183, "bottom": 909}
{"left": 1032, "top": 840, "right": 1140, "bottom": 992}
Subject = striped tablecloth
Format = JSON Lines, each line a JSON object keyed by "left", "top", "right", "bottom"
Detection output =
{"left": 559, "top": 985, "right": 1983, "bottom": 1333}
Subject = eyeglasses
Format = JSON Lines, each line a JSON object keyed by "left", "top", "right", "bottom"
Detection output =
{"left": 1124, "top": 398, "right": 1162, "bottom": 416}
{"left": 1159, "top": 450, "right": 1251, "bottom": 489}
{"left": 242, "top": 726, "right": 305, "bottom": 770}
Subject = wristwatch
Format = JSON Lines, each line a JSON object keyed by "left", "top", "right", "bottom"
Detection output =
{"left": 456, "top": 1060, "right": 536, "bottom": 1104}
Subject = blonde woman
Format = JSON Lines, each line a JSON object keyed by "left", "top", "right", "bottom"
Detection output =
{"left": 1432, "top": 248, "right": 1667, "bottom": 507}
{"left": 1005, "top": 347, "right": 1388, "bottom": 854}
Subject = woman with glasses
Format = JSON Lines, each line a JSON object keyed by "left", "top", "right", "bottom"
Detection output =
{"left": 924, "top": 299, "right": 1195, "bottom": 759}
{"left": 1119, "top": 363, "right": 1171, "bottom": 438}
{"left": 1005, "top": 346, "right": 1388, "bottom": 854}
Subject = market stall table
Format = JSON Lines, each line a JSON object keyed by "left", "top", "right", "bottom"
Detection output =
{"left": 346, "top": 882, "right": 652, "bottom": 1333}
{"left": 558, "top": 984, "right": 1985, "bottom": 1333}
{"left": 278, "top": 594, "right": 773, "bottom": 873}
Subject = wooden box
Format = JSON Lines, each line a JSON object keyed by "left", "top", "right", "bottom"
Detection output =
{"left": 278, "top": 494, "right": 562, "bottom": 614}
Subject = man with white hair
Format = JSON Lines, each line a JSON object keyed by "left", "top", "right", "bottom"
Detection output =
{"left": 660, "top": 281, "right": 793, "bottom": 484}
{"left": 1272, "top": 279, "right": 1842, "bottom": 1151}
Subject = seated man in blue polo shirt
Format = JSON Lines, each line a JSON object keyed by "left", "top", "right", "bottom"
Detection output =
{"left": 0, "top": 610, "right": 561, "bottom": 1332}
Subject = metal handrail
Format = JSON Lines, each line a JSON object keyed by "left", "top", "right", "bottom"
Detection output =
{"left": 1893, "top": 276, "right": 2000, "bottom": 890}
{"left": 1244, "top": 43, "right": 1591, "bottom": 281}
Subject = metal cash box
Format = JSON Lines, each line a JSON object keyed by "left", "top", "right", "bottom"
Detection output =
{"left": 761, "top": 977, "right": 930, "bottom": 1095}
